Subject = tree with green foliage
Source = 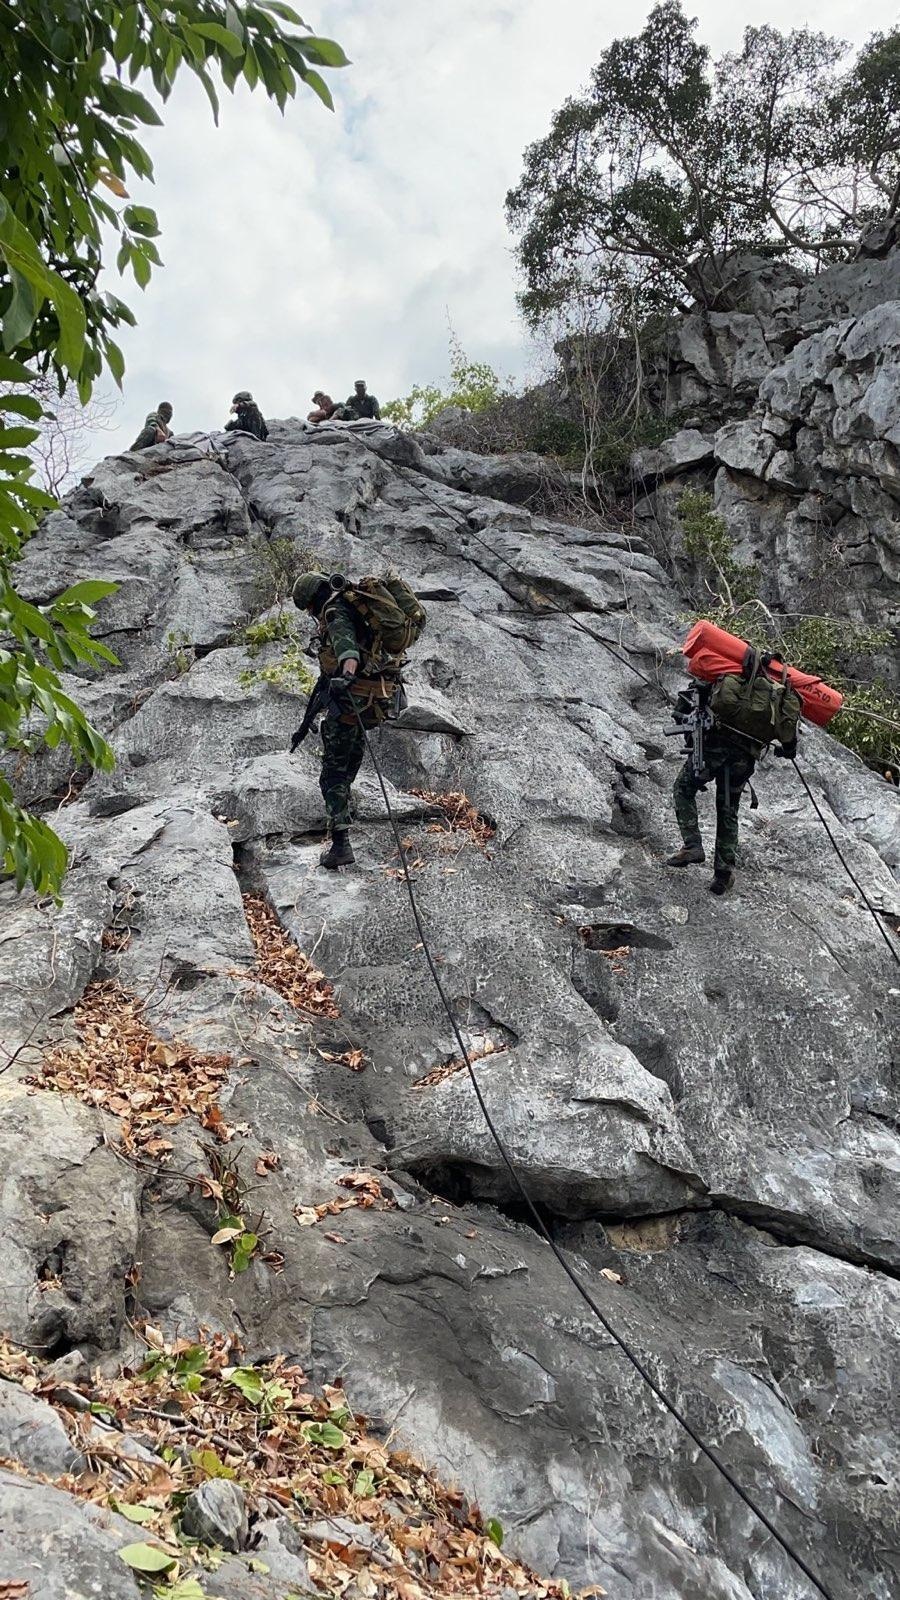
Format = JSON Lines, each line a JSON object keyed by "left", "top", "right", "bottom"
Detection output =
{"left": 0, "top": 1, "right": 347, "bottom": 894}
{"left": 506, "top": 1, "right": 900, "bottom": 329}
{"left": 383, "top": 336, "right": 512, "bottom": 430}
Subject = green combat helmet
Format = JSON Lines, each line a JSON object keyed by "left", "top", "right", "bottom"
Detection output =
{"left": 292, "top": 571, "right": 330, "bottom": 611}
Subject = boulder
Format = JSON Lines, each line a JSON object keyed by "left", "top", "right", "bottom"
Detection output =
{"left": 181, "top": 1480, "right": 249, "bottom": 1551}
{"left": 0, "top": 1381, "right": 84, "bottom": 1476}
{"left": 631, "top": 428, "right": 715, "bottom": 481}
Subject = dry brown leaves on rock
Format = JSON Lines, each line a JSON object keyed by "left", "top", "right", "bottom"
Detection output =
{"left": 577, "top": 929, "right": 631, "bottom": 976}
{"left": 0, "top": 1337, "right": 598, "bottom": 1600}
{"left": 293, "top": 1170, "right": 398, "bottom": 1229}
{"left": 36, "top": 982, "right": 231, "bottom": 1159}
{"left": 414, "top": 1037, "right": 509, "bottom": 1090}
{"left": 410, "top": 789, "right": 495, "bottom": 851}
{"left": 316, "top": 1044, "right": 369, "bottom": 1073}
{"left": 243, "top": 893, "right": 338, "bottom": 1017}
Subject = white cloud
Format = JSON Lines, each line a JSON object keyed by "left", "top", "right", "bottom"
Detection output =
{"left": 89, "top": 0, "right": 899, "bottom": 459}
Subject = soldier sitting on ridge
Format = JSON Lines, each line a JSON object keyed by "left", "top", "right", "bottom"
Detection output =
{"left": 224, "top": 391, "right": 268, "bottom": 440}
{"left": 130, "top": 401, "right": 173, "bottom": 450}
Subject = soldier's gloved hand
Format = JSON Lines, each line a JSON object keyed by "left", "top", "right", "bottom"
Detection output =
{"left": 290, "top": 726, "right": 304, "bottom": 752}
{"left": 774, "top": 741, "right": 797, "bottom": 759}
{"left": 328, "top": 673, "right": 356, "bottom": 712}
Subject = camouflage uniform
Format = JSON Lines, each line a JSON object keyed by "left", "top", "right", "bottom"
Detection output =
{"left": 343, "top": 391, "right": 381, "bottom": 420}
{"left": 315, "top": 596, "right": 394, "bottom": 832}
{"left": 672, "top": 686, "right": 757, "bottom": 871}
{"left": 225, "top": 400, "right": 268, "bottom": 441}
{"left": 130, "top": 411, "right": 172, "bottom": 450}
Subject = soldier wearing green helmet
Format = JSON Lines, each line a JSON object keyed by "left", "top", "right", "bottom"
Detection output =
{"left": 290, "top": 568, "right": 425, "bottom": 869}
{"left": 225, "top": 391, "right": 268, "bottom": 441}
{"left": 290, "top": 571, "right": 371, "bottom": 870}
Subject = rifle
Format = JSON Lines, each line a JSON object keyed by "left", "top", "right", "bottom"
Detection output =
{"left": 664, "top": 690, "right": 714, "bottom": 781}
{"left": 290, "top": 675, "right": 329, "bottom": 752}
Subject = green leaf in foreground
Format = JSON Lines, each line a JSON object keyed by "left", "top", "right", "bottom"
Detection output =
{"left": 114, "top": 1502, "right": 157, "bottom": 1524}
{"left": 487, "top": 1516, "right": 504, "bottom": 1547}
{"left": 302, "top": 1419, "right": 346, "bottom": 1449}
{"left": 118, "top": 1540, "right": 177, "bottom": 1573}
{"left": 225, "top": 1366, "right": 264, "bottom": 1405}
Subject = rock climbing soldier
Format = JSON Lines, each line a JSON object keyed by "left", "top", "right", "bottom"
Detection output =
{"left": 342, "top": 379, "right": 381, "bottom": 420}
{"left": 130, "top": 401, "right": 173, "bottom": 450}
{"left": 289, "top": 570, "right": 426, "bottom": 869}
{"left": 666, "top": 669, "right": 798, "bottom": 894}
{"left": 225, "top": 391, "right": 268, "bottom": 440}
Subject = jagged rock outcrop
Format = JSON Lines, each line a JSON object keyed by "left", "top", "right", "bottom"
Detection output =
{"left": 635, "top": 248, "right": 900, "bottom": 648}
{"left": 1, "top": 418, "right": 898, "bottom": 1597}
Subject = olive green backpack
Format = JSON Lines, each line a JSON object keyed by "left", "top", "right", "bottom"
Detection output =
{"left": 710, "top": 650, "right": 802, "bottom": 751}
{"left": 333, "top": 573, "right": 427, "bottom": 671}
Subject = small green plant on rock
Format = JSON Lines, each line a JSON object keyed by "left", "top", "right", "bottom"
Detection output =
{"left": 383, "top": 333, "right": 513, "bottom": 429}
{"left": 240, "top": 611, "right": 295, "bottom": 657}
{"left": 165, "top": 629, "right": 192, "bottom": 675}
{"left": 677, "top": 490, "right": 759, "bottom": 612}
{"left": 238, "top": 640, "right": 315, "bottom": 696}
{"left": 237, "top": 609, "right": 316, "bottom": 695}
{"left": 249, "top": 536, "right": 314, "bottom": 608}
{"left": 677, "top": 491, "right": 900, "bottom": 776}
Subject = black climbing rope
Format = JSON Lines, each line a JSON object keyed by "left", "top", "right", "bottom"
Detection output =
{"left": 353, "top": 706, "right": 838, "bottom": 1600}
{"left": 791, "top": 758, "right": 900, "bottom": 967}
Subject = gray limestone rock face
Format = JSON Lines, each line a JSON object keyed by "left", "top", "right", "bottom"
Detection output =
{"left": 0, "top": 1380, "right": 84, "bottom": 1475}
{"left": 0, "top": 418, "right": 897, "bottom": 1600}
{"left": 631, "top": 427, "right": 715, "bottom": 481}
{"left": 0, "top": 1470, "right": 144, "bottom": 1599}
{"left": 638, "top": 256, "right": 900, "bottom": 645}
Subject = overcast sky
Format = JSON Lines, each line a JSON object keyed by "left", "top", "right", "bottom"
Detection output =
{"left": 86, "top": 0, "right": 897, "bottom": 462}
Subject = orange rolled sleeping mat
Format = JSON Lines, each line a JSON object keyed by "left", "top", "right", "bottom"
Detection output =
{"left": 683, "top": 620, "right": 843, "bottom": 728}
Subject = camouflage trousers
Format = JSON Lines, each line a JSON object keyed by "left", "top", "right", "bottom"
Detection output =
{"left": 319, "top": 717, "right": 366, "bottom": 832}
{"left": 673, "top": 748, "right": 755, "bottom": 870}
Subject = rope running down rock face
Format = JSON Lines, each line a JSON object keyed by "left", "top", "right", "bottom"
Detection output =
{"left": 352, "top": 704, "right": 838, "bottom": 1600}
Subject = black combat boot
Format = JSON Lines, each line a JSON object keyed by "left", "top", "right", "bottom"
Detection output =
{"left": 709, "top": 867, "right": 735, "bottom": 895}
{"left": 665, "top": 844, "right": 705, "bottom": 867}
{"left": 320, "top": 830, "right": 355, "bottom": 869}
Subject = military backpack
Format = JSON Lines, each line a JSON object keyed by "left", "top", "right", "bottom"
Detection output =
{"left": 710, "top": 649, "right": 802, "bottom": 751}
{"left": 330, "top": 573, "right": 426, "bottom": 673}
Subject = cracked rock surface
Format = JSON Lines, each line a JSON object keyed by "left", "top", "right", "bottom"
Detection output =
{"left": 0, "top": 417, "right": 898, "bottom": 1598}
{"left": 636, "top": 247, "right": 900, "bottom": 654}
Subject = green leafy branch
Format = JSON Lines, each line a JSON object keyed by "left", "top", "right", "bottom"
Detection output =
{"left": 0, "top": 3, "right": 348, "bottom": 897}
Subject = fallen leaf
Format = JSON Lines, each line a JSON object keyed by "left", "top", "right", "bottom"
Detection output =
{"left": 210, "top": 1226, "right": 244, "bottom": 1246}
{"left": 117, "top": 1541, "right": 176, "bottom": 1574}
{"left": 600, "top": 1268, "right": 623, "bottom": 1284}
